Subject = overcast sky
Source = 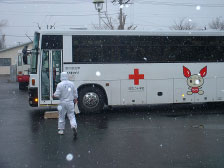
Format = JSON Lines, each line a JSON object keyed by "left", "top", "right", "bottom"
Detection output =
{"left": 0, "top": 0, "right": 224, "bottom": 47}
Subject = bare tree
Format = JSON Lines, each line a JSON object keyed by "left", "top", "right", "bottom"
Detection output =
{"left": 93, "top": 0, "right": 137, "bottom": 30}
{"left": 93, "top": 12, "right": 116, "bottom": 30}
{"left": 170, "top": 18, "right": 196, "bottom": 30}
{"left": 209, "top": 17, "right": 224, "bottom": 30}
{"left": 0, "top": 20, "right": 7, "bottom": 49}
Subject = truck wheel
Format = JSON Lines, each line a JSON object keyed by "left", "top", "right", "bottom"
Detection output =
{"left": 78, "top": 86, "right": 105, "bottom": 113}
{"left": 19, "top": 83, "right": 25, "bottom": 90}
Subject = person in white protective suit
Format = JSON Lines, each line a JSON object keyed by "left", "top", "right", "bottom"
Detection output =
{"left": 53, "top": 72, "right": 78, "bottom": 137}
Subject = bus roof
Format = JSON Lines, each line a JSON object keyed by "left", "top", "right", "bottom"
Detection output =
{"left": 35, "top": 30, "right": 224, "bottom": 37}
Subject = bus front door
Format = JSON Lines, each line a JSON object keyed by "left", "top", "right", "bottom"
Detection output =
{"left": 40, "top": 50, "right": 62, "bottom": 106}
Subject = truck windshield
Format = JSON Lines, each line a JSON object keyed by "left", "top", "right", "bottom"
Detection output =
{"left": 30, "top": 49, "right": 38, "bottom": 74}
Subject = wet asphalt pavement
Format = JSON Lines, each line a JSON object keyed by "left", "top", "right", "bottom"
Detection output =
{"left": 0, "top": 75, "right": 224, "bottom": 168}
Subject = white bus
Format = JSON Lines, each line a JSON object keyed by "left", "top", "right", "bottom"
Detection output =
{"left": 17, "top": 49, "right": 31, "bottom": 90}
{"left": 28, "top": 30, "right": 224, "bottom": 112}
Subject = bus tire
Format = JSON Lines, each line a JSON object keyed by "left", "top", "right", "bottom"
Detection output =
{"left": 78, "top": 86, "right": 105, "bottom": 113}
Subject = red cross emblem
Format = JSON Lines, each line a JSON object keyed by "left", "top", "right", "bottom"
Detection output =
{"left": 129, "top": 69, "right": 144, "bottom": 85}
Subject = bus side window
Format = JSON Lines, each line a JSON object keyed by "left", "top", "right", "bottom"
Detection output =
{"left": 18, "top": 55, "right": 22, "bottom": 66}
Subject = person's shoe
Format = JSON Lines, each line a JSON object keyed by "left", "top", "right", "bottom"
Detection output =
{"left": 72, "top": 128, "right": 77, "bottom": 138}
{"left": 58, "top": 129, "right": 64, "bottom": 135}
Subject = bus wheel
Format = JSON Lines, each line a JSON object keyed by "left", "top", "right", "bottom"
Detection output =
{"left": 78, "top": 86, "right": 105, "bottom": 113}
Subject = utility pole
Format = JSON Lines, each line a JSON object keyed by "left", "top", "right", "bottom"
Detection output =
{"left": 119, "top": 0, "right": 123, "bottom": 30}
{"left": 112, "top": 0, "right": 132, "bottom": 30}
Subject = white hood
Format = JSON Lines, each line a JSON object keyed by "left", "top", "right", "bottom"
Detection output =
{"left": 60, "top": 72, "right": 68, "bottom": 81}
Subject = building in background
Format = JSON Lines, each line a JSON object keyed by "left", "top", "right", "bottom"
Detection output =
{"left": 0, "top": 42, "right": 32, "bottom": 75}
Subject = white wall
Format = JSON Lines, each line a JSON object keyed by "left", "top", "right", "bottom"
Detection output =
{"left": 0, "top": 43, "right": 32, "bottom": 74}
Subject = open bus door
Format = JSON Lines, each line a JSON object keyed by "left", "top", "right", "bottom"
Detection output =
{"left": 40, "top": 50, "right": 62, "bottom": 106}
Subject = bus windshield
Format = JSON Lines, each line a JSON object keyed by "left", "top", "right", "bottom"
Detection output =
{"left": 32, "top": 32, "right": 40, "bottom": 50}
{"left": 30, "top": 32, "right": 40, "bottom": 74}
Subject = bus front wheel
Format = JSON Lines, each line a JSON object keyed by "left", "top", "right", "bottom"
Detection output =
{"left": 78, "top": 86, "right": 105, "bottom": 113}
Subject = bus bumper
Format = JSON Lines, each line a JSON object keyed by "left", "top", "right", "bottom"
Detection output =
{"left": 17, "top": 75, "right": 29, "bottom": 83}
{"left": 28, "top": 87, "right": 38, "bottom": 107}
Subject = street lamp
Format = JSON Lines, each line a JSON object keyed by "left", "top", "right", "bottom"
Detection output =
{"left": 93, "top": 0, "right": 104, "bottom": 12}
{"left": 93, "top": 0, "right": 104, "bottom": 27}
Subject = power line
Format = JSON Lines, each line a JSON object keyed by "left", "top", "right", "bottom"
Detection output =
{"left": 0, "top": 0, "right": 88, "bottom": 5}
{"left": 135, "top": 14, "right": 224, "bottom": 19}
{"left": 136, "top": 0, "right": 224, "bottom": 7}
{"left": 0, "top": 12, "right": 118, "bottom": 17}
{"left": 4, "top": 25, "right": 35, "bottom": 28}
{"left": 4, "top": 34, "right": 34, "bottom": 37}
{"left": 0, "top": 13, "right": 98, "bottom": 17}
{"left": 46, "top": 13, "right": 118, "bottom": 17}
